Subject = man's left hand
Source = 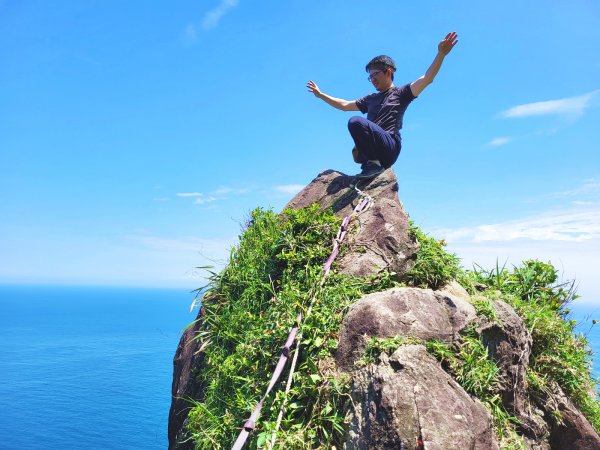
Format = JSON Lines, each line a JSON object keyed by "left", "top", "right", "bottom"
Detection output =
{"left": 438, "top": 32, "right": 458, "bottom": 55}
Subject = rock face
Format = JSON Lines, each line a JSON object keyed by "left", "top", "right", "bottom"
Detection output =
{"left": 285, "top": 169, "right": 418, "bottom": 278}
{"left": 546, "top": 385, "right": 600, "bottom": 450}
{"left": 168, "top": 309, "right": 205, "bottom": 450}
{"left": 347, "top": 345, "right": 499, "bottom": 450}
{"left": 168, "top": 168, "right": 600, "bottom": 449}
{"left": 336, "top": 287, "right": 476, "bottom": 371}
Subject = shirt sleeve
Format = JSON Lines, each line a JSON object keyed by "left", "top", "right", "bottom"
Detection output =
{"left": 399, "top": 83, "right": 417, "bottom": 103}
{"left": 355, "top": 94, "right": 373, "bottom": 114}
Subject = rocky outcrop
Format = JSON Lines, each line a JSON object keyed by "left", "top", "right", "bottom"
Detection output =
{"left": 285, "top": 169, "right": 418, "bottom": 278}
{"left": 169, "top": 168, "right": 600, "bottom": 449}
{"left": 478, "top": 300, "right": 548, "bottom": 441}
{"left": 336, "top": 287, "right": 476, "bottom": 370}
{"left": 347, "top": 345, "right": 499, "bottom": 450}
{"left": 168, "top": 308, "right": 206, "bottom": 450}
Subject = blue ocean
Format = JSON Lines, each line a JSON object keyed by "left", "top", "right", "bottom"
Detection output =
{"left": 0, "top": 284, "right": 598, "bottom": 450}
{"left": 0, "top": 285, "right": 194, "bottom": 450}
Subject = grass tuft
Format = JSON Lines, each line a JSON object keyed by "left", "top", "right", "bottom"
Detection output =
{"left": 405, "top": 222, "right": 462, "bottom": 289}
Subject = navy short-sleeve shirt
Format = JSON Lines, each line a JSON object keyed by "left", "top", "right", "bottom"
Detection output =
{"left": 355, "top": 84, "right": 416, "bottom": 135}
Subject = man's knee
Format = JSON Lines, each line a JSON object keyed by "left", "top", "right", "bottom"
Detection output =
{"left": 347, "top": 116, "right": 365, "bottom": 132}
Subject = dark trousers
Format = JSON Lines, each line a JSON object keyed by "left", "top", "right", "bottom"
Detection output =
{"left": 348, "top": 116, "right": 400, "bottom": 169}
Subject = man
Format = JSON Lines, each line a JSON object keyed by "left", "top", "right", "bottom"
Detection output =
{"left": 307, "top": 32, "right": 458, "bottom": 179}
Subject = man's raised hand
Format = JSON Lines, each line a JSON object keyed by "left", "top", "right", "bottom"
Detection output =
{"left": 438, "top": 32, "right": 458, "bottom": 56}
{"left": 307, "top": 80, "right": 322, "bottom": 98}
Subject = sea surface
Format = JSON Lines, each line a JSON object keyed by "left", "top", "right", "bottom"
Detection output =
{"left": 0, "top": 285, "right": 599, "bottom": 450}
{"left": 0, "top": 285, "right": 194, "bottom": 450}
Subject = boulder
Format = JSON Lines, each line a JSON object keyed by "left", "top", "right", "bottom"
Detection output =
{"left": 336, "top": 287, "right": 476, "bottom": 370}
{"left": 346, "top": 345, "right": 500, "bottom": 449}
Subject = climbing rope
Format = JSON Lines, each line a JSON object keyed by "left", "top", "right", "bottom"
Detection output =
{"left": 230, "top": 182, "right": 372, "bottom": 450}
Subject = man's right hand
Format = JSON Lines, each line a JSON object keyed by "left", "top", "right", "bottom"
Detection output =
{"left": 307, "top": 80, "right": 322, "bottom": 98}
{"left": 306, "top": 81, "right": 358, "bottom": 111}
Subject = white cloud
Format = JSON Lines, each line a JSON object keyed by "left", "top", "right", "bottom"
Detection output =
{"left": 177, "top": 191, "right": 217, "bottom": 204}
{"left": 213, "top": 186, "right": 251, "bottom": 195}
{"left": 202, "top": 0, "right": 239, "bottom": 31}
{"left": 275, "top": 184, "right": 305, "bottom": 195}
{"left": 436, "top": 208, "right": 600, "bottom": 243}
{"left": 176, "top": 186, "right": 250, "bottom": 205}
{"left": 194, "top": 196, "right": 217, "bottom": 205}
{"left": 549, "top": 179, "right": 600, "bottom": 199}
{"left": 432, "top": 204, "right": 600, "bottom": 303}
{"left": 486, "top": 137, "right": 512, "bottom": 147}
{"left": 501, "top": 90, "right": 599, "bottom": 119}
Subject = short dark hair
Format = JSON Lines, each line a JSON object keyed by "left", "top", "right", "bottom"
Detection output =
{"left": 365, "top": 55, "right": 396, "bottom": 80}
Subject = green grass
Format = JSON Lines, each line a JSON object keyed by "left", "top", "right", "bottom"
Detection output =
{"left": 184, "top": 205, "right": 401, "bottom": 449}
{"left": 462, "top": 260, "right": 600, "bottom": 432}
{"left": 404, "top": 222, "right": 462, "bottom": 289}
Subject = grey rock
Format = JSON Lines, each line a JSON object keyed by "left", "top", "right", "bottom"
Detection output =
{"left": 168, "top": 307, "right": 206, "bottom": 450}
{"left": 436, "top": 280, "right": 471, "bottom": 304}
{"left": 336, "top": 287, "right": 476, "bottom": 371}
{"left": 285, "top": 169, "right": 418, "bottom": 278}
{"left": 346, "top": 345, "right": 500, "bottom": 449}
{"left": 479, "top": 301, "right": 539, "bottom": 434}
{"left": 540, "top": 383, "right": 600, "bottom": 450}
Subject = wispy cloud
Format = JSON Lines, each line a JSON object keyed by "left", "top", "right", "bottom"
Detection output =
{"left": 436, "top": 207, "right": 600, "bottom": 243}
{"left": 486, "top": 136, "right": 512, "bottom": 147}
{"left": 194, "top": 196, "right": 217, "bottom": 205}
{"left": 176, "top": 185, "right": 251, "bottom": 205}
{"left": 275, "top": 184, "right": 305, "bottom": 195}
{"left": 548, "top": 179, "right": 600, "bottom": 199}
{"left": 202, "top": 0, "right": 239, "bottom": 31}
{"left": 176, "top": 191, "right": 217, "bottom": 204}
{"left": 433, "top": 205, "right": 600, "bottom": 302}
{"left": 181, "top": 0, "right": 239, "bottom": 45}
{"left": 501, "top": 90, "right": 599, "bottom": 119}
{"left": 213, "top": 186, "right": 251, "bottom": 195}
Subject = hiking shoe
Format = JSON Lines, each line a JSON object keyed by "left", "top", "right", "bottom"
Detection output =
{"left": 355, "top": 162, "right": 384, "bottom": 179}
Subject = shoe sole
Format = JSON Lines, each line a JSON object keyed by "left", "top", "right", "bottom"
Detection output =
{"left": 356, "top": 169, "right": 384, "bottom": 179}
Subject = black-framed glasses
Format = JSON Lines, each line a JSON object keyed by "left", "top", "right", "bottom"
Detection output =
{"left": 367, "top": 70, "right": 382, "bottom": 82}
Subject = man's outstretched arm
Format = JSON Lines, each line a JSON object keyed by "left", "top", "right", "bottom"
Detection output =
{"left": 307, "top": 80, "right": 360, "bottom": 111}
{"left": 410, "top": 32, "right": 458, "bottom": 97}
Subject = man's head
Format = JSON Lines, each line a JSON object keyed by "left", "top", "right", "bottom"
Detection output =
{"left": 365, "top": 55, "right": 396, "bottom": 91}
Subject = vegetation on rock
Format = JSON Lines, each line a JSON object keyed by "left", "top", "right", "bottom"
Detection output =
{"left": 185, "top": 205, "right": 397, "bottom": 448}
{"left": 183, "top": 205, "right": 599, "bottom": 449}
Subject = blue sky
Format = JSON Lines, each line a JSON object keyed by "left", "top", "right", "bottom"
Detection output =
{"left": 2, "top": 1, "right": 599, "bottom": 303}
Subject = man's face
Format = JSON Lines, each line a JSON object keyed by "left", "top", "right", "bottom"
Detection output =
{"left": 368, "top": 68, "right": 392, "bottom": 92}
